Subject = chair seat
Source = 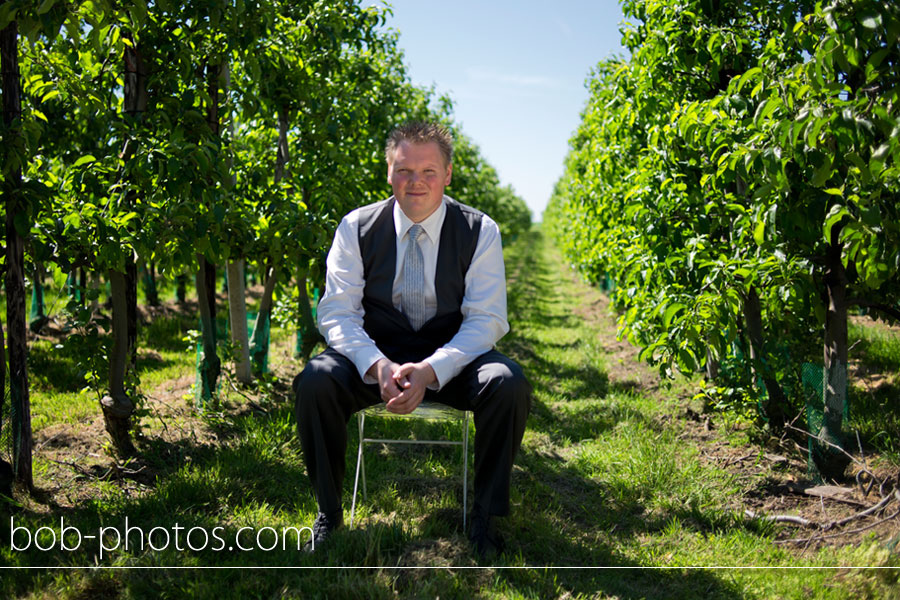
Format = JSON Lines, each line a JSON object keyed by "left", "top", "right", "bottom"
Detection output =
{"left": 362, "top": 400, "right": 463, "bottom": 420}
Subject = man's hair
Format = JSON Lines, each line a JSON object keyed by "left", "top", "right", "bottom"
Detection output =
{"left": 385, "top": 121, "right": 453, "bottom": 166}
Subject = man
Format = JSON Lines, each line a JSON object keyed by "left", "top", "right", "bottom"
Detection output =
{"left": 294, "top": 121, "right": 530, "bottom": 559}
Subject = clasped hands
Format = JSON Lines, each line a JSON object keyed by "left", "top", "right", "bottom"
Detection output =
{"left": 367, "top": 357, "right": 436, "bottom": 414}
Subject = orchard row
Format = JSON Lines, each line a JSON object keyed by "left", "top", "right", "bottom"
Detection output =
{"left": 546, "top": 0, "right": 899, "bottom": 477}
{"left": 0, "top": 0, "right": 531, "bottom": 490}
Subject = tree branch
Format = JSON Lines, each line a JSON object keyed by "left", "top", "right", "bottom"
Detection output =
{"left": 774, "top": 490, "right": 900, "bottom": 545}
{"left": 847, "top": 298, "right": 900, "bottom": 322}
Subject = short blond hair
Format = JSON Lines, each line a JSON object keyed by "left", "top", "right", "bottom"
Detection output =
{"left": 385, "top": 121, "right": 453, "bottom": 166}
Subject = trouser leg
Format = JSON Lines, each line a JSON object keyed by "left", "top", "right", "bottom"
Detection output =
{"left": 437, "top": 350, "right": 531, "bottom": 517}
{"left": 293, "top": 347, "right": 379, "bottom": 514}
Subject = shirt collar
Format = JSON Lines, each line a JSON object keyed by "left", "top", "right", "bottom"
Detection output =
{"left": 393, "top": 195, "right": 447, "bottom": 244}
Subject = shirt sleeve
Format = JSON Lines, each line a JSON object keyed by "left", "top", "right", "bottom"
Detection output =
{"left": 316, "top": 214, "right": 386, "bottom": 382}
{"left": 424, "top": 214, "right": 510, "bottom": 389}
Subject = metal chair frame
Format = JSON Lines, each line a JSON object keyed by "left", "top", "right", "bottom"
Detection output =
{"left": 349, "top": 401, "right": 470, "bottom": 529}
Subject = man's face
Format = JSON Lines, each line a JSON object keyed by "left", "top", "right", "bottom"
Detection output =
{"left": 387, "top": 140, "right": 452, "bottom": 223}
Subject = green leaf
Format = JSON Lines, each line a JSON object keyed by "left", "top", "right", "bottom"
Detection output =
{"left": 823, "top": 188, "right": 843, "bottom": 196}
{"left": 754, "top": 219, "right": 766, "bottom": 246}
{"left": 0, "top": 3, "right": 18, "bottom": 31}
{"left": 677, "top": 348, "right": 697, "bottom": 372}
{"left": 73, "top": 155, "right": 97, "bottom": 167}
{"left": 37, "top": 0, "right": 57, "bottom": 15}
{"left": 807, "top": 117, "right": 828, "bottom": 147}
{"left": 811, "top": 159, "right": 832, "bottom": 187}
{"left": 823, "top": 204, "right": 850, "bottom": 241}
{"left": 734, "top": 67, "right": 761, "bottom": 93}
{"left": 859, "top": 13, "right": 881, "bottom": 30}
{"left": 663, "top": 303, "right": 685, "bottom": 328}
{"left": 129, "top": 0, "right": 148, "bottom": 27}
{"left": 869, "top": 48, "right": 889, "bottom": 69}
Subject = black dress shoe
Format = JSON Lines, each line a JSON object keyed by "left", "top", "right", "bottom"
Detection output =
{"left": 469, "top": 512, "right": 505, "bottom": 560}
{"left": 303, "top": 511, "right": 343, "bottom": 553}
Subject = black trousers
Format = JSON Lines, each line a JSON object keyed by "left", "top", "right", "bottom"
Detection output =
{"left": 294, "top": 347, "right": 531, "bottom": 518}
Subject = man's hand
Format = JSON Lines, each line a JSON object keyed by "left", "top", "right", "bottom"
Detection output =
{"left": 367, "top": 357, "right": 404, "bottom": 403}
{"left": 385, "top": 361, "right": 437, "bottom": 414}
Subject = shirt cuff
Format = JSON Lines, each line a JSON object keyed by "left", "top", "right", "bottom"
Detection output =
{"left": 424, "top": 349, "right": 457, "bottom": 391}
{"left": 356, "top": 348, "right": 387, "bottom": 384}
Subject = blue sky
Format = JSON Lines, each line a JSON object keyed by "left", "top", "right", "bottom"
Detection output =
{"left": 375, "top": 1, "right": 629, "bottom": 221}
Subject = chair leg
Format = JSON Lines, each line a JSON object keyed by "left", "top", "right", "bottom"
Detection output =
{"left": 462, "top": 410, "right": 469, "bottom": 531}
{"left": 351, "top": 407, "right": 469, "bottom": 530}
{"left": 361, "top": 440, "right": 367, "bottom": 501}
{"left": 350, "top": 411, "right": 366, "bottom": 528}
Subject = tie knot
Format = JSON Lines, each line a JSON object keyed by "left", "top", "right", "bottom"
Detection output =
{"left": 408, "top": 224, "right": 423, "bottom": 242}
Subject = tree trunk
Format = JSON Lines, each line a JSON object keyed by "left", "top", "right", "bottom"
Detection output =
{"left": 0, "top": 318, "right": 13, "bottom": 498}
{"left": 90, "top": 271, "right": 102, "bottom": 312}
{"left": 194, "top": 58, "right": 226, "bottom": 401}
{"left": 295, "top": 263, "right": 323, "bottom": 361}
{"left": 226, "top": 259, "right": 252, "bottom": 384}
{"left": 250, "top": 263, "right": 276, "bottom": 378}
{"left": 275, "top": 104, "right": 290, "bottom": 182}
{"left": 66, "top": 270, "right": 79, "bottom": 304}
{"left": 29, "top": 262, "right": 47, "bottom": 333}
{"left": 102, "top": 270, "right": 136, "bottom": 456}
{"left": 79, "top": 267, "right": 88, "bottom": 303}
{"left": 100, "top": 31, "right": 146, "bottom": 454}
{"left": 122, "top": 32, "right": 146, "bottom": 373}
{"left": 814, "top": 222, "right": 851, "bottom": 480}
{"left": 705, "top": 343, "right": 719, "bottom": 382}
{"left": 142, "top": 260, "right": 159, "bottom": 307}
{"left": 176, "top": 274, "right": 187, "bottom": 303}
{"left": 743, "top": 285, "right": 788, "bottom": 427}
{"left": 244, "top": 103, "right": 293, "bottom": 377}
{"left": 126, "top": 260, "right": 137, "bottom": 371}
{"left": 196, "top": 254, "right": 221, "bottom": 405}
{"left": 220, "top": 65, "right": 250, "bottom": 383}
{"left": 2, "top": 12, "right": 32, "bottom": 489}
{"left": 294, "top": 185, "right": 322, "bottom": 360}
{"left": 0, "top": 314, "right": 5, "bottom": 436}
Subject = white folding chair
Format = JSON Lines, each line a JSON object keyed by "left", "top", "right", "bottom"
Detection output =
{"left": 349, "top": 401, "right": 470, "bottom": 529}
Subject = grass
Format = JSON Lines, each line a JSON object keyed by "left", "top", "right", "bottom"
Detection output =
{"left": 1, "top": 229, "right": 899, "bottom": 598}
{"left": 847, "top": 320, "right": 900, "bottom": 463}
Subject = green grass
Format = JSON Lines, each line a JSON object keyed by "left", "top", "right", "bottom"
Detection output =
{"left": 2, "top": 229, "right": 899, "bottom": 598}
{"left": 849, "top": 320, "right": 900, "bottom": 374}
{"left": 847, "top": 320, "right": 900, "bottom": 463}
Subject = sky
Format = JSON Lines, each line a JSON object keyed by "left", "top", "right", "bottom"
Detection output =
{"left": 374, "top": 0, "right": 630, "bottom": 221}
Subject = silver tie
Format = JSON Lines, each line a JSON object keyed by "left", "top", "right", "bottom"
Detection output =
{"left": 401, "top": 224, "right": 426, "bottom": 331}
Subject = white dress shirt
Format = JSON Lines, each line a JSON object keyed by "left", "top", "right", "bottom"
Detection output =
{"left": 317, "top": 195, "right": 509, "bottom": 390}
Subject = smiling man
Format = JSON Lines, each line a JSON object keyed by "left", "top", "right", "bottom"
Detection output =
{"left": 293, "top": 121, "right": 531, "bottom": 559}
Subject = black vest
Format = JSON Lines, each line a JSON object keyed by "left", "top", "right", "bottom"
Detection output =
{"left": 358, "top": 197, "right": 483, "bottom": 364}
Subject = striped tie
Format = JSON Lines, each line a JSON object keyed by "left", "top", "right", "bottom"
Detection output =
{"left": 402, "top": 224, "right": 426, "bottom": 331}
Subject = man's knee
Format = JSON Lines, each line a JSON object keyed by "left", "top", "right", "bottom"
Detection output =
{"left": 481, "top": 358, "right": 531, "bottom": 412}
{"left": 294, "top": 354, "right": 338, "bottom": 416}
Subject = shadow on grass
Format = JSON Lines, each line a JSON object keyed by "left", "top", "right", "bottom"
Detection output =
{"left": 846, "top": 321, "right": 900, "bottom": 458}
{"left": 28, "top": 343, "right": 86, "bottom": 393}
{"left": 849, "top": 381, "right": 900, "bottom": 460}
{"left": 2, "top": 403, "right": 316, "bottom": 576}
{"left": 139, "top": 314, "right": 199, "bottom": 353}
